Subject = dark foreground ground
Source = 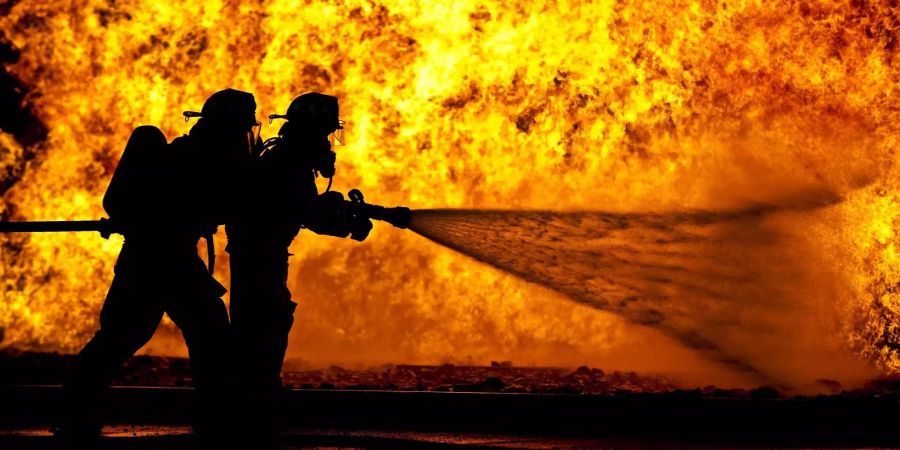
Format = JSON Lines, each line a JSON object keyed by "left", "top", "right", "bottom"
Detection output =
{"left": 2, "top": 385, "right": 900, "bottom": 448}
{"left": 0, "top": 425, "right": 729, "bottom": 449}
{"left": 2, "top": 352, "right": 900, "bottom": 448}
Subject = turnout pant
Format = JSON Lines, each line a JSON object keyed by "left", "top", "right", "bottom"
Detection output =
{"left": 228, "top": 249, "right": 296, "bottom": 436}
{"left": 60, "top": 241, "right": 230, "bottom": 433}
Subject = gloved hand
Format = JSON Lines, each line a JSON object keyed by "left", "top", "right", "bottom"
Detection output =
{"left": 305, "top": 191, "right": 349, "bottom": 238}
{"left": 305, "top": 191, "right": 365, "bottom": 239}
{"left": 348, "top": 217, "right": 373, "bottom": 241}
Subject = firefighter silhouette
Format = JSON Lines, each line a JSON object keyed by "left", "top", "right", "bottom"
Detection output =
{"left": 226, "top": 92, "right": 372, "bottom": 444}
{"left": 57, "top": 89, "right": 257, "bottom": 444}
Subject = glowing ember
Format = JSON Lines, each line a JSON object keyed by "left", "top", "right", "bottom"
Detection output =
{"left": 0, "top": 1, "right": 898, "bottom": 388}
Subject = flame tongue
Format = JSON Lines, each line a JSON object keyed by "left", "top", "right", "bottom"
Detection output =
{"left": 0, "top": 1, "right": 898, "bottom": 386}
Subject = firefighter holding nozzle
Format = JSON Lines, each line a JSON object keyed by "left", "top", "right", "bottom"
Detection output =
{"left": 226, "top": 92, "right": 408, "bottom": 444}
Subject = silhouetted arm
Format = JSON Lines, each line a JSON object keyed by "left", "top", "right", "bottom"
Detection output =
{"left": 302, "top": 191, "right": 373, "bottom": 241}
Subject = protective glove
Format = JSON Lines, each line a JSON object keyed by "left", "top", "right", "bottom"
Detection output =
{"left": 348, "top": 217, "right": 373, "bottom": 241}
{"left": 305, "top": 191, "right": 357, "bottom": 239}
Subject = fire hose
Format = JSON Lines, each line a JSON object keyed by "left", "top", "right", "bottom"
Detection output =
{"left": 0, "top": 190, "right": 409, "bottom": 235}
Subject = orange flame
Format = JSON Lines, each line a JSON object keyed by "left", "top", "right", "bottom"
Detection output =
{"left": 1, "top": 1, "right": 898, "bottom": 388}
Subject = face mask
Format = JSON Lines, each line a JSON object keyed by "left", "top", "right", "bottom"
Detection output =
{"left": 278, "top": 125, "right": 337, "bottom": 178}
{"left": 247, "top": 121, "right": 263, "bottom": 157}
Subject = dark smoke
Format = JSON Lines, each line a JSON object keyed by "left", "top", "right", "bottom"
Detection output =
{"left": 0, "top": 32, "right": 47, "bottom": 198}
{"left": 409, "top": 191, "right": 871, "bottom": 385}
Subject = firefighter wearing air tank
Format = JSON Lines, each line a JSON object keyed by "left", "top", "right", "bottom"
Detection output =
{"left": 58, "top": 89, "right": 256, "bottom": 443}
{"left": 225, "top": 92, "right": 372, "bottom": 438}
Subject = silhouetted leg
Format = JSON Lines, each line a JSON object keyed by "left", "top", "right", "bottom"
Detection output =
{"left": 165, "top": 283, "right": 231, "bottom": 441}
{"left": 59, "top": 269, "right": 163, "bottom": 436}
{"left": 230, "top": 255, "right": 296, "bottom": 446}
{"left": 231, "top": 260, "right": 295, "bottom": 385}
{"left": 233, "top": 294, "right": 295, "bottom": 392}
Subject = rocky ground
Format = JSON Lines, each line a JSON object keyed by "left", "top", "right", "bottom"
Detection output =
{"left": 1, "top": 350, "right": 681, "bottom": 394}
{"left": 4, "top": 349, "right": 900, "bottom": 399}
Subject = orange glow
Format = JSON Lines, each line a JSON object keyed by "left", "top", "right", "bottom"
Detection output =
{"left": 0, "top": 1, "right": 898, "bottom": 388}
